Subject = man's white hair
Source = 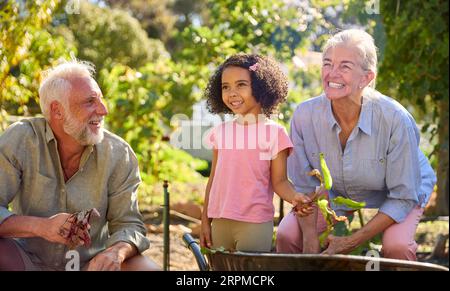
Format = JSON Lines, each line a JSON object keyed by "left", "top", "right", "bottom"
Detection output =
{"left": 38, "top": 59, "right": 95, "bottom": 120}
{"left": 322, "top": 29, "right": 378, "bottom": 88}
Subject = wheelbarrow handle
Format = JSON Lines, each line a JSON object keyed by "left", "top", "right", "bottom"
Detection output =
{"left": 182, "top": 233, "right": 209, "bottom": 271}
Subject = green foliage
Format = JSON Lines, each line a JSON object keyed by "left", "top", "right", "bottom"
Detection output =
{"left": 0, "top": 0, "right": 69, "bottom": 129}
{"left": 378, "top": 0, "right": 449, "bottom": 118}
{"left": 1, "top": 29, "right": 76, "bottom": 117}
{"left": 99, "top": 62, "right": 208, "bottom": 201}
{"left": 139, "top": 180, "right": 206, "bottom": 208}
{"left": 0, "top": 0, "right": 60, "bottom": 72}
{"left": 279, "top": 64, "right": 322, "bottom": 128}
{"left": 378, "top": 0, "right": 449, "bottom": 214}
{"left": 104, "top": 0, "right": 177, "bottom": 43}
{"left": 62, "top": 0, "right": 169, "bottom": 72}
{"left": 156, "top": 143, "right": 208, "bottom": 181}
{"left": 201, "top": 246, "right": 226, "bottom": 254}
{"left": 175, "top": 0, "right": 317, "bottom": 65}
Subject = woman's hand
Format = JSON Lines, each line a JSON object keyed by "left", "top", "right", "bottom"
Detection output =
{"left": 200, "top": 217, "right": 212, "bottom": 248}
{"left": 321, "top": 235, "right": 356, "bottom": 255}
{"left": 322, "top": 212, "right": 395, "bottom": 255}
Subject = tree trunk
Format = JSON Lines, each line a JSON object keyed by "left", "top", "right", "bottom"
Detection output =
{"left": 436, "top": 97, "right": 449, "bottom": 215}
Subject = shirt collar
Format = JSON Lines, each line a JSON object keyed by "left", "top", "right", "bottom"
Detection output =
{"left": 324, "top": 93, "right": 373, "bottom": 136}
{"left": 324, "top": 95, "right": 338, "bottom": 130}
{"left": 45, "top": 120, "right": 56, "bottom": 143}
{"left": 358, "top": 95, "right": 372, "bottom": 136}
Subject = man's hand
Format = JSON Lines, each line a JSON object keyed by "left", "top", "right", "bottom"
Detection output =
{"left": 42, "top": 213, "right": 72, "bottom": 245}
{"left": 0, "top": 214, "right": 86, "bottom": 248}
{"left": 86, "top": 247, "right": 123, "bottom": 271}
{"left": 86, "top": 242, "right": 136, "bottom": 271}
{"left": 43, "top": 213, "right": 91, "bottom": 248}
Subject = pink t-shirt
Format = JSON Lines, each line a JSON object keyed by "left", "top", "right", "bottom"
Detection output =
{"left": 205, "top": 119, "right": 293, "bottom": 223}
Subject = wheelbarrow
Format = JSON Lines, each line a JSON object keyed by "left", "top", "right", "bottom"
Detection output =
{"left": 182, "top": 233, "right": 449, "bottom": 271}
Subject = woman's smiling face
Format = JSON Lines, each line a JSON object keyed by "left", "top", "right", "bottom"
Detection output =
{"left": 322, "top": 45, "right": 371, "bottom": 101}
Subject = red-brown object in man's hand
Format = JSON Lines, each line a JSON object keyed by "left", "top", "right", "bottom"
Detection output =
{"left": 59, "top": 208, "right": 100, "bottom": 249}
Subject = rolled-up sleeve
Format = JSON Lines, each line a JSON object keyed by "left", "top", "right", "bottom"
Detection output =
{"left": 287, "top": 107, "right": 320, "bottom": 194}
{"left": 381, "top": 111, "right": 420, "bottom": 222}
{"left": 417, "top": 149, "right": 437, "bottom": 207}
{"left": 105, "top": 146, "right": 150, "bottom": 253}
{"left": 0, "top": 127, "right": 23, "bottom": 226}
{"left": 0, "top": 160, "right": 17, "bottom": 224}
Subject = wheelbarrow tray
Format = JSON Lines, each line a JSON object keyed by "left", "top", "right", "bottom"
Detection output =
{"left": 182, "top": 233, "right": 448, "bottom": 271}
{"left": 205, "top": 252, "right": 448, "bottom": 271}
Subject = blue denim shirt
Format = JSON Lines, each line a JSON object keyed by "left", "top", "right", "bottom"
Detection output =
{"left": 287, "top": 90, "right": 436, "bottom": 223}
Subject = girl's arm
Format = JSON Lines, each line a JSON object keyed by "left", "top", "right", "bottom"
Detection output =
{"left": 200, "top": 149, "right": 218, "bottom": 248}
{"left": 271, "top": 148, "right": 313, "bottom": 216}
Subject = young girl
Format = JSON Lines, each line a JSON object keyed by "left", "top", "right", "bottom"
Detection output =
{"left": 200, "top": 53, "right": 313, "bottom": 252}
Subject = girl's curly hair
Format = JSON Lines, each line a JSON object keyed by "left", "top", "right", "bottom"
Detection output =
{"left": 204, "top": 53, "right": 288, "bottom": 117}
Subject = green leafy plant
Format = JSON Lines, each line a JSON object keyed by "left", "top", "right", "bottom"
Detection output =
{"left": 305, "top": 152, "right": 366, "bottom": 248}
{"left": 201, "top": 246, "right": 226, "bottom": 255}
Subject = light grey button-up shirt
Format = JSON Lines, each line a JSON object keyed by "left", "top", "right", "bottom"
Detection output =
{"left": 288, "top": 90, "right": 436, "bottom": 223}
{"left": 0, "top": 117, "right": 150, "bottom": 269}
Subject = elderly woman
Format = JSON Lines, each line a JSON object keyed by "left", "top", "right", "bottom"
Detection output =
{"left": 276, "top": 29, "right": 436, "bottom": 261}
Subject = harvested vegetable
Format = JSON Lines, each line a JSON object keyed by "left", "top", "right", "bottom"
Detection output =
{"left": 333, "top": 196, "right": 366, "bottom": 210}
{"left": 300, "top": 153, "right": 365, "bottom": 248}
{"left": 58, "top": 208, "right": 100, "bottom": 249}
{"left": 307, "top": 169, "right": 323, "bottom": 185}
{"left": 319, "top": 153, "right": 332, "bottom": 190}
{"left": 317, "top": 199, "right": 347, "bottom": 247}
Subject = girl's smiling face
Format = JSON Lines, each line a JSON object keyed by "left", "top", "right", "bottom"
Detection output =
{"left": 221, "top": 66, "right": 262, "bottom": 118}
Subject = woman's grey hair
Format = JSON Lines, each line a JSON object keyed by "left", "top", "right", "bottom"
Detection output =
{"left": 38, "top": 59, "right": 95, "bottom": 120}
{"left": 322, "top": 29, "right": 378, "bottom": 88}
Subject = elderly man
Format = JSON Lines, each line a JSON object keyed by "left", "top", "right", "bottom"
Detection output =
{"left": 0, "top": 60, "right": 159, "bottom": 271}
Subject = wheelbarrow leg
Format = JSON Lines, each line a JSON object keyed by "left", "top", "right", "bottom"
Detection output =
{"left": 182, "top": 233, "right": 209, "bottom": 271}
{"left": 163, "top": 181, "right": 170, "bottom": 271}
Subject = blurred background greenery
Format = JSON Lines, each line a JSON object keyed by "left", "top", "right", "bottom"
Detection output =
{"left": 0, "top": 0, "right": 448, "bottom": 215}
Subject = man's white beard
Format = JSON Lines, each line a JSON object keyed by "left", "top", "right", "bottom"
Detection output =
{"left": 63, "top": 111, "right": 104, "bottom": 145}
